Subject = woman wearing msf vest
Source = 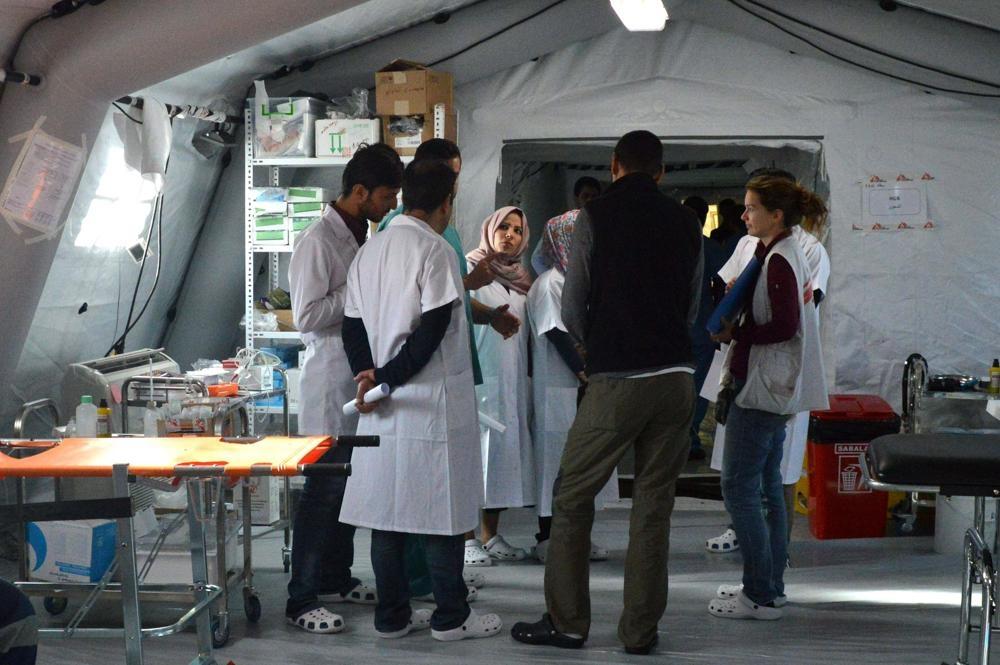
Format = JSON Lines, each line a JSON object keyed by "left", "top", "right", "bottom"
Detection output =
{"left": 707, "top": 175, "right": 829, "bottom": 620}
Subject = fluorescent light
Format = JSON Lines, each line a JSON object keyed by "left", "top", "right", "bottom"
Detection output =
{"left": 610, "top": 0, "right": 668, "bottom": 31}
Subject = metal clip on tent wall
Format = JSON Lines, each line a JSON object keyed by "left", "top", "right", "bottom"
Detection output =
{"left": 0, "top": 69, "right": 42, "bottom": 86}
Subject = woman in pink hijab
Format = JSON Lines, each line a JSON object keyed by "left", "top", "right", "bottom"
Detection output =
{"left": 463, "top": 206, "right": 536, "bottom": 566}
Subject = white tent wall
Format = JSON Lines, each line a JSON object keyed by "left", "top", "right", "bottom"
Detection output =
{"left": 0, "top": 0, "right": 395, "bottom": 432}
{"left": 453, "top": 19, "right": 1000, "bottom": 408}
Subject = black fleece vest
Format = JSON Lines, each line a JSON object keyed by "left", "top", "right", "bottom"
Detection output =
{"left": 584, "top": 173, "right": 702, "bottom": 374}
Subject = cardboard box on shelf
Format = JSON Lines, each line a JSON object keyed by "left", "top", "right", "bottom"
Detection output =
{"left": 252, "top": 96, "right": 332, "bottom": 158}
{"left": 248, "top": 476, "right": 280, "bottom": 525}
{"left": 28, "top": 519, "right": 117, "bottom": 583}
{"left": 381, "top": 108, "right": 457, "bottom": 156}
{"left": 315, "top": 119, "right": 381, "bottom": 158}
{"left": 273, "top": 309, "right": 296, "bottom": 332}
{"left": 375, "top": 60, "right": 453, "bottom": 117}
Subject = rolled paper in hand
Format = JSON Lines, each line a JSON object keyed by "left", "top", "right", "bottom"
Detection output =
{"left": 478, "top": 411, "right": 507, "bottom": 433}
{"left": 342, "top": 383, "right": 391, "bottom": 416}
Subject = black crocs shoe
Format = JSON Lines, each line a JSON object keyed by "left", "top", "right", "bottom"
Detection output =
{"left": 510, "top": 614, "right": 584, "bottom": 649}
{"left": 625, "top": 634, "right": 659, "bottom": 655}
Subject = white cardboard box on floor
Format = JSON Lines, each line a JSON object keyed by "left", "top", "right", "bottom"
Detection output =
{"left": 136, "top": 511, "right": 240, "bottom": 585}
{"left": 28, "top": 519, "right": 117, "bottom": 583}
{"left": 248, "top": 476, "right": 280, "bottom": 525}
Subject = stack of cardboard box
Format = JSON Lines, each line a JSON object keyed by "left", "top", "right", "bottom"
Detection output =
{"left": 251, "top": 187, "right": 333, "bottom": 248}
{"left": 375, "top": 60, "right": 456, "bottom": 156}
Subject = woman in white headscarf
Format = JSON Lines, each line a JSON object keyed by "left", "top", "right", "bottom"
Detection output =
{"left": 526, "top": 211, "right": 618, "bottom": 563}
{"left": 464, "top": 206, "right": 535, "bottom": 566}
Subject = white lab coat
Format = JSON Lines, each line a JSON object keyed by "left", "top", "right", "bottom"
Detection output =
{"left": 289, "top": 205, "right": 359, "bottom": 437}
{"left": 527, "top": 269, "right": 618, "bottom": 517}
{"left": 469, "top": 271, "right": 535, "bottom": 509}
{"left": 707, "top": 228, "right": 830, "bottom": 483}
{"left": 340, "top": 215, "right": 483, "bottom": 535}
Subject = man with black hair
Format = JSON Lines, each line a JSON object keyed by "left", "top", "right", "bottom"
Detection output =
{"left": 513, "top": 129, "right": 703, "bottom": 655}
{"left": 339, "top": 159, "right": 502, "bottom": 642}
{"left": 286, "top": 142, "right": 403, "bottom": 634}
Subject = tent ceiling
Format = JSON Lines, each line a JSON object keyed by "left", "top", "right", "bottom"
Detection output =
{"left": 898, "top": 0, "right": 1000, "bottom": 31}
{"left": 0, "top": 0, "right": 51, "bottom": 65}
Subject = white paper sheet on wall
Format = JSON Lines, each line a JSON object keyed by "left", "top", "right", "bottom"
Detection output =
{"left": 856, "top": 175, "right": 933, "bottom": 231}
{"left": 1, "top": 126, "right": 86, "bottom": 236}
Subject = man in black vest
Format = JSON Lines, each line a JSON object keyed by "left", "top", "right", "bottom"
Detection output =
{"left": 512, "top": 130, "right": 702, "bottom": 656}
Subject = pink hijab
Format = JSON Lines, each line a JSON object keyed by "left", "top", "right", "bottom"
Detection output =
{"left": 466, "top": 206, "right": 533, "bottom": 295}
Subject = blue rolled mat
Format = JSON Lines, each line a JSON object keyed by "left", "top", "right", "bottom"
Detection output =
{"left": 706, "top": 256, "right": 761, "bottom": 334}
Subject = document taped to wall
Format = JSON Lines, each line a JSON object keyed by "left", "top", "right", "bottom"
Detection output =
{"left": 1, "top": 122, "right": 86, "bottom": 236}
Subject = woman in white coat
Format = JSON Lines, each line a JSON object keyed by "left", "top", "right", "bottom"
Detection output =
{"left": 527, "top": 211, "right": 618, "bottom": 563}
{"left": 465, "top": 206, "right": 535, "bottom": 564}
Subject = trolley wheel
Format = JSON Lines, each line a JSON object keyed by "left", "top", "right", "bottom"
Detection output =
{"left": 211, "top": 618, "right": 231, "bottom": 649}
{"left": 43, "top": 596, "right": 68, "bottom": 616}
{"left": 244, "top": 594, "right": 262, "bottom": 623}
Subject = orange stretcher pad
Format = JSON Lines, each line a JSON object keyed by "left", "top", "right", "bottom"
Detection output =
{"left": 0, "top": 436, "right": 332, "bottom": 478}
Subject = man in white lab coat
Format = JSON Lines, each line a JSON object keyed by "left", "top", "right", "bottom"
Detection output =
{"left": 340, "top": 159, "right": 502, "bottom": 642}
{"left": 285, "top": 144, "right": 403, "bottom": 633}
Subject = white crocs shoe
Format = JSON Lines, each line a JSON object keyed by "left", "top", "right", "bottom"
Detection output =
{"left": 414, "top": 586, "right": 478, "bottom": 603}
{"left": 483, "top": 535, "right": 527, "bottom": 561}
{"left": 287, "top": 607, "right": 345, "bottom": 634}
{"left": 377, "top": 608, "right": 433, "bottom": 639}
{"left": 320, "top": 581, "right": 378, "bottom": 605}
{"left": 589, "top": 541, "right": 609, "bottom": 561}
{"left": 717, "top": 583, "right": 787, "bottom": 608}
{"left": 532, "top": 539, "right": 549, "bottom": 563}
{"left": 706, "top": 527, "right": 739, "bottom": 553}
{"left": 463, "top": 570, "right": 486, "bottom": 588}
{"left": 431, "top": 610, "right": 503, "bottom": 641}
{"left": 708, "top": 591, "right": 782, "bottom": 620}
{"left": 465, "top": 539, "right": 493, "bottom": 567}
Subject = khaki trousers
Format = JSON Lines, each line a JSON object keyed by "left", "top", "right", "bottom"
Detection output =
{"left": 543, "top": 371, "right": 693, "bottom": 648}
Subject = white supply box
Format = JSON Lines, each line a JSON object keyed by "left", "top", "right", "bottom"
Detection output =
{"left": 28, "top": 519, "right": 117, "bottom": 583}
{"left": 315, "top": 119, "right": 381, "bottom": 158}
{"left": 248, "top": 476, "right": 280, "bottom": 525}
{"left": 136, "top": 511, "right": 240, "bottom": 585}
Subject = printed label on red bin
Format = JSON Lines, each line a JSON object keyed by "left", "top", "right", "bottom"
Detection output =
{"left": 834, "top": 443, "right": 870, "bottom": 494}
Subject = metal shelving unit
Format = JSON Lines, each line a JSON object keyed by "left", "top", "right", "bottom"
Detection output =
{"left": 243, "top": 103, "right": 448, "bottom": 428}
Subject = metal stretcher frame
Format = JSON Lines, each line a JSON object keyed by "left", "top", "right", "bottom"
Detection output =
{"left": 0, "top": 435, "right": 359, "bottom": 665}
{"left": 859, "top": 455, "right": 997, "bottom": 665}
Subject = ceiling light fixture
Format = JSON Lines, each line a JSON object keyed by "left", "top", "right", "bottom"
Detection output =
{"left": 610, "top": 0, "right": 669, "bottom": 31}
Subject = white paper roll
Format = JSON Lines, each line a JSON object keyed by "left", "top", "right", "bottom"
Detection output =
{"left": 342, "top": 383, "right": 391, "bottom": 415}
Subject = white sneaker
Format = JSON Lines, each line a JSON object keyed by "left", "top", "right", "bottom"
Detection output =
{"left": 589, "top": 541, "right": 609, "bottom": 561}
{"left": 414, "top": 586, "right": 478, "bottom": 603}
{"left": 532, "top": 539, "right": 550, "bottom": 563}
{"left": 463, "top": 570, "right": 486, "bottom": 588}
{"left": 483, "top": 535, "right": 527, "bottom": 561}
{"left": 708, "top": 591, "right": 782, "bottom": 620}
{"left": 431, "top": 610, "right": 503, "bottom": 641}
{"left": 716, "top": 583, "right": 787, "bottom": 608}
{"left": 706, "top": 528, "right": 739, "bottom": 553}
{"left": 464, "top": 539, "right": 492, "bottom": 567}
{"left": 377, "top": 608, "right": 432, "bottom": 639}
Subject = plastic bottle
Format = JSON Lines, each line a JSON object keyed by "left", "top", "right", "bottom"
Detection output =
{"left": 990, "top": 359, "right": 1000, "bottom": 395}
{"left": 97, "top": 398, "right": 112, "bottom": 437}
{"left": 143, "top": 401, "right": 161, "bottom": 437}
{"left": 76, "top": 395, "right": 98, "bottom": 437}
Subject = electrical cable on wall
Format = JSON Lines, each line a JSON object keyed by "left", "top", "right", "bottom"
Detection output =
{"left": 726, "top": 0, "right": 1000, "bottom": 98}
{"left": 738, "top": 0, "right": 1000, "bottom": 90}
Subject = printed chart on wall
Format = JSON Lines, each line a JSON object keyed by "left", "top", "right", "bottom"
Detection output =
{"left": 0, "top": 117, "right": 87, "bottom": 244}
{"left": 854, "top": 173, "right": 935, "bottom": 233}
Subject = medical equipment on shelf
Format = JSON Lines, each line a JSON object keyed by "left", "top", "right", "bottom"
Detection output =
{"left": 62, "top": 348, "right": 178, "bottom": 434}
{"left": 0, "top": 434, "right": 376, "bottom": 665}
{"left": 342, "top": 383, "right": 391, "bottom": 415}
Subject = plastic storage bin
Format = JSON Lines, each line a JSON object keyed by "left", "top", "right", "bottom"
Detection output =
{"left": 807, "top": 394, "right": 901, "bottom": 539}
{"left": 252, "top": 97, "right": 332, "bottom": 158}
